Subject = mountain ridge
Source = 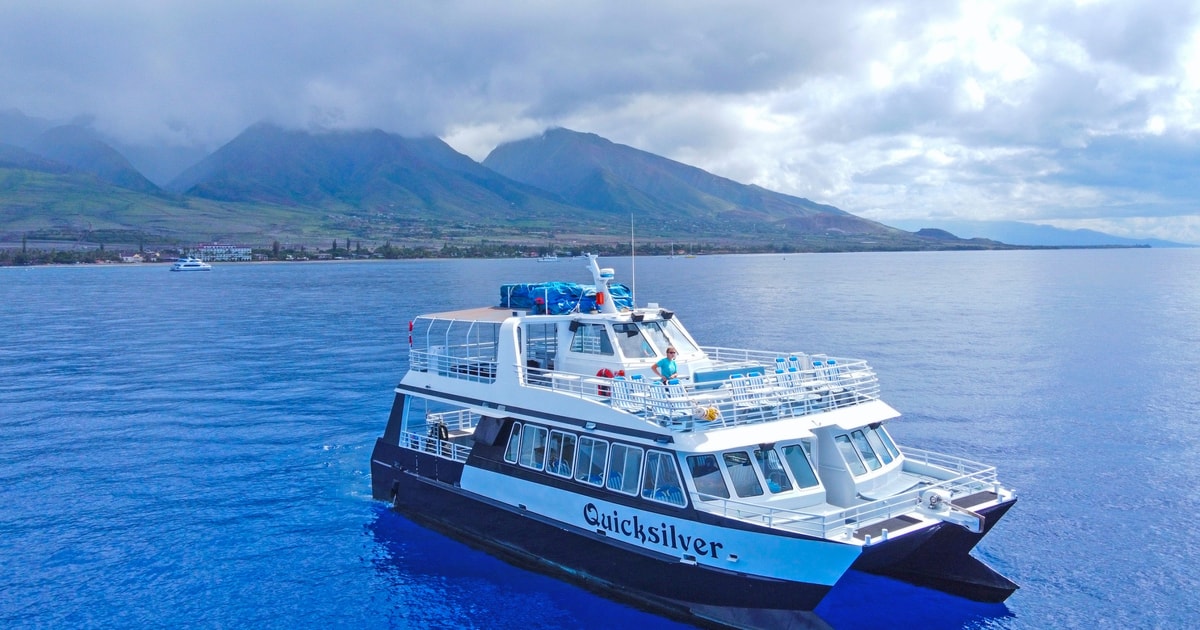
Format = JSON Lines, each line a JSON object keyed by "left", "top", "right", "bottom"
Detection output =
{"left": 1, "top": 114, "right": 1170, "bottom": 250}
{"left": 483, "top": 127, "right": 898, "bottom": 238}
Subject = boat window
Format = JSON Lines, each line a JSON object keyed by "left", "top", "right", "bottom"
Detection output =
{"left": 661, "top": 318, "right": 700, "bottom": 355}
{"left": 569, "top": 323, "right": 614, "bottom": 355}
{"left": 873, "top": 424, "right": 901, "bottom": 459}
{"left": 606, "top": 443, "right": 644, "bottom": 495}
{"left": 722, "top": 451, "right": 764, "bottom": 498}
{"left": 523, "top": 322, "right": 558, "bottom": 371}
{"left": 547, "top": 430, "right": 577, "bottom": 478}
{"left": 781, "top": 444, "right": 820, "bottom": 488}
{"left": 753, "top": 448, "right": 794, "bottom": 494}
{"left": 835, "top": 434, "right": 868, "bottom": 476}
{"left": 864, "top": 426, "right": 894, "bottom": 465}
{"left": 638, "top": 321, "right": 673, "bottom": 356}
{"left": 850, "top": 430, "right": 882, "bottom": 471}
{"left": 519, "top": 425, "right": 548, "bottom": 471}
{"left": 574, "top": 436, "right": 608, "bottom": 486}
{"left": 686, "top": 454, "right": 730, "bottom": 500}
{"left": 642, "top": 451, "right": 686, "bottom": 507}
{"left": 612, "top": 323, "right": 654, "bottom": 359}
{"left": 503, "top": 423, "right": 522, "bottom": 464}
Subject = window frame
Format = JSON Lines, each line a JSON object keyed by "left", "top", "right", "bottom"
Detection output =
{"left": 780, "top": 443, "right": 821, "bottom": 489}
{"left": 503, "top": 422, "right": 522, "bottom": 464}
{"left": 835, "top": 434, "right": 868, "bottom": 476}
{"left": 569, "top": 323, "right": 614, "bottom": 355}
{"left": 686, "top": 453, "right": 731, "bottom": 500}
{"left": 574, "top": 435, "right": 609, "bottom": 487}
{"left": 641, "top": 450, "right": 687, "bottom": 507}
{"left": 546, "top": 430, "right": 577, "bottom": 478}
{"left": 606, "top": 442, "right": 645, "bottom": 496}
{"left": 722, "top": 450, "right": 765, "bottom": 498}
{"left": 518, "top": 424, "right": 549, "bottom": 471}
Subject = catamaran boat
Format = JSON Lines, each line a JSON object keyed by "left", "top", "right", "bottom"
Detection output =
{"left": 370, "top": 255, "right": 1017, "bottom": 628}
{"left": 170, "top": 257, "right": 212, "bottom": 271}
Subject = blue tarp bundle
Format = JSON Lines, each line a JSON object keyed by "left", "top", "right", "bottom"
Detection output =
{"left": 500, "top": 282, "right": 634, "bottom": 314}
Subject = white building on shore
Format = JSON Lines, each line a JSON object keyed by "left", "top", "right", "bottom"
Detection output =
{"left": 195, "top": 244, "right": 252, "bottom": 261}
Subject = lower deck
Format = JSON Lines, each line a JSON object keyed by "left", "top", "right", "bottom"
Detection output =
{"left": 392, "top": 400, "right": 1010, "bottom": 544}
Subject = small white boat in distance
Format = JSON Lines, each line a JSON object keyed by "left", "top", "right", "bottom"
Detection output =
{"left": 170, "top": 257, "right": 212, "bottom": 271}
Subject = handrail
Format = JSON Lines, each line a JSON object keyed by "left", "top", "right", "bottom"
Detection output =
{"left": 691, "top": 450, "right": 1000, "bottom": 538}
{"left": 513, "top": 354, "right": 880, "bottom": 431}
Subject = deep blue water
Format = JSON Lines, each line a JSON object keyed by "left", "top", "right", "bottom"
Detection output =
{"left": 2, "top": 249, "right": 1198, "bottom": 629}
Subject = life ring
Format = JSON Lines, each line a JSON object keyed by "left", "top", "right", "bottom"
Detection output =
{"left": 597, "top": 368, "right": 614, "bottom": 396}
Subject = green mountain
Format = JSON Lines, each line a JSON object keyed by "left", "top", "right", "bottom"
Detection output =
{"left": 31, "top": 125, "right": 161, "bottom": 194}
{"left": 169, "top": 123, "right": 589, "bottom": 226}
{"left": 483, "top": 128, "right": 904, "bottom": 238}
{"left": 2, "top": 120, "right": 1022, "bottom": 252}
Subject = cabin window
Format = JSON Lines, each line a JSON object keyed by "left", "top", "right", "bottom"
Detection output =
{"left": 781, "top": 444, "right": 820, "bottom": 488}
{"left": 612, "top": 322, "right": 655, "bottom": 359}
{"left": 638, "top": 321, "right": 673, "bottom": 356}
{"left": 574, "top": 436, "right": 609, "bottom": 486}
{"left": 872, "top": 424, "right": 901, "bottom": 459}
{"left": 864, "top": 426, "right": 894, "bottom": 465}
{"left": 722, "top": 451, "right": 764, "bottom": 498}
{"left": 606, "top": 443, "right": 643, "bottom": 495}
{"left": 850, "top": 430, "right": 882, "bottom": 471}
{"left": 687, "top": 454, "right": 730, "bottom": 500}
{"left": 523, "top": 322, "right": 558, "bottom": 371}
{"left": 503, "top": 423, "right": 522, "bottom": 464}
{"left": 547, "top": 430, "right": 577, "bottom": 478}
{"left": 642, "top": 451, "right": 686, "bottom": 507}
{"left": 519, "top": 425, "right": 548, "bottom": 471}
{"left": 835, "top": 434, "right": 868, "bottom": 476}
{"left": 570, "top": 323, "right": 614, "bottom": 355}
{"left": 753, "top": 448, "right": 794, "bottom": 494}
{"left": 644, "top": 319, "right": 699, "bottom": 355}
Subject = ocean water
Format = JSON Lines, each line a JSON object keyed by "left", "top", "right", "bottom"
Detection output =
{"left": 2, "top": 249, "right": 1197, "bottom": 629}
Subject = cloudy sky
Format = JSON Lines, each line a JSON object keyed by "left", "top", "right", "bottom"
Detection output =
{"left": 2, "top": 1, "right": 1199, "bottom": 242}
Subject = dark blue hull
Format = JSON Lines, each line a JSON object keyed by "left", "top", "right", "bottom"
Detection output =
{"left": 371, "top": 438, "right": 834, "bottom": 628}
{"left": 852, "top": 497, "right": 1019, "bottom": 603}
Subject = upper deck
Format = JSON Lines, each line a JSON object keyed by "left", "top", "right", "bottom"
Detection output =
{"left": 410, "top": 338, "right": 882, "bottom": 434}
{"left": 401, "top": 254, "right": 893, "bottom": 435}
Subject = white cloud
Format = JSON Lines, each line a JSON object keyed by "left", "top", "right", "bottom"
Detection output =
{"left": 1, "top": 0, "right": 1199, "bottom": 242}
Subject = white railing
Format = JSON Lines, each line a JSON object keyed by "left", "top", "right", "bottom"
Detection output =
{"left": 516, "top": 351, "right": 881, "bottom": 432}
{"left": 399, "top": 410, "right": 482, "bottom": 462}
{"left": 401, "top": 429, "right": 473, "bottom": 462}
{"left": 427, "top": 409, "right": 483, "bottom": 433}
{"left": 692, "top": 450, "right": 1001, "bottom": 539}
{"left": 411, "top": 348, "right": 499, "bottom": 384}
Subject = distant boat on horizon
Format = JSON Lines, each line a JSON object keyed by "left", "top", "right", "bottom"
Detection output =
{"left": 170, "top": 257, "right": 212, "bottom": 271}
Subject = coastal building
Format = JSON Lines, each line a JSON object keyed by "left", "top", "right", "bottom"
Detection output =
{"left": 196, "top": 244, "right": 251, "bottom": 262}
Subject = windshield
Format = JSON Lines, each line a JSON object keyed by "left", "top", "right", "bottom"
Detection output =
{"left": 640, "top": 319, "right": 699, "bottom": 356}
{"left": 612, "top": 322, "right": 654, "bottom": 358}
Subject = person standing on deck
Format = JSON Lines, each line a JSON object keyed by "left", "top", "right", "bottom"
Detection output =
{"left": 652, "top": 347, "right": 678, "bottom": 383}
